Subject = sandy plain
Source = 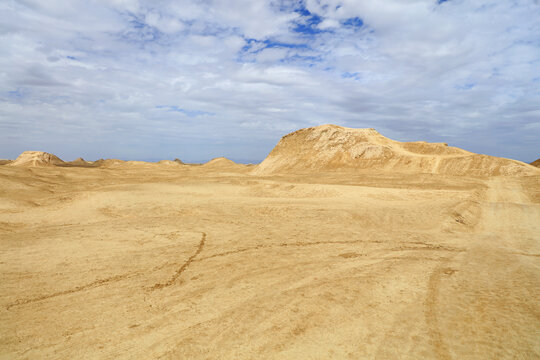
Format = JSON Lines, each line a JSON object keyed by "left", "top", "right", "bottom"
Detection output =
{"left": 1, "top": 124, "right": 539, "bottom": 359}
{"left": 1, "top": 164, "right": 539, "bottom": 359}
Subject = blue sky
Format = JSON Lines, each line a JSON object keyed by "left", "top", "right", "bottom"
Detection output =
{"left": 1, "top": 0, "right": 539, "bottom": 163}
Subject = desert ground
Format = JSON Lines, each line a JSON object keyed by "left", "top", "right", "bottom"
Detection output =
{"left": 1, "top": 126, "right": 539, "bottom": 359}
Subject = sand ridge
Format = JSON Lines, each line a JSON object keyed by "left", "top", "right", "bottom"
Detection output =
{"left": 67, "top": 157, "right": 89, "bottom": 166}
{"left": 201, "top": 157, "right": 247, "bottom": 170}
{"left": 9, "top": 151, "right": 65, "bottom": 167}
{"left": 253, "top": 125, "right": 537, "bottom": 176}
{"left": 6, "top": 126, "right": 536, "bottom": 177}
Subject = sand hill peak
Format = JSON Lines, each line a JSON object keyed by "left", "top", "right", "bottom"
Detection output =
{"left": 254, "top": 125, "right": 537, "bottom": 176}
{"left": 203, "top": 157, "right": 239, "bottom": 168}
{"left": 10, "top": 151, "right": 65, "bottom": 167}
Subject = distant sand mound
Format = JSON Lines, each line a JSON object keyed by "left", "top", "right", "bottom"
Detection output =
{"left": 95, "top": 159, "right": 126, "bottom": 168}
{"left": 10, "top": 151, "right": 65, "bottom": 167}
{"left": 68, "top": 157, "right": 89, "bottom": 166}
{"left": 0, "top": 159, "right": 12, "bottom": 165}
{"left": 254, "top": 125, "right": 538, "bottom": 176}
{"left": 202, "top": 157, "right": 244, "bottom": 169}
{"left": 531, "top": 159, "right": 540, "bottom": 167}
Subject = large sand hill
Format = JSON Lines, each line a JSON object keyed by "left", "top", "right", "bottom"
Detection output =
{"left": 254, "top": 125, "right": 537, "bottom": 176}
{"left": 1, "top": 126, "right": 539, "bottom": 359}
{"left": 9, "top": 151, "right": 65, "bottom": 167}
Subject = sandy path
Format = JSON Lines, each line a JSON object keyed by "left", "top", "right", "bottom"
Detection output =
{"left": 423, "top": 177, "right": 540, "bottom": 359}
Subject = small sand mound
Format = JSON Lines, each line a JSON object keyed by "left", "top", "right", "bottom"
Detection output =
{"left": 202, "top": 157, "right": 239, "bottom": 168}
{"left": 201, "top": 157, "right": 250, "bottom": 172}
{"left": 68, "top": 157, "right": 89, "bottom": 165}
{"left": 0, "top": 159, "right": 12, "bottom": 165}
{"left": 10, "top": 151, "right": 64, "bottom": 167}
{"left": 254, "top": 125, "right": 538, "bottom": 176}
{"left": 91, "top": 159, "right": 105, "bottom": 166}
{"left": 95, "top": 159, "right": 126, "bottom": 168}
{"left": 531, "top": 159, "right": 540, "bottom": 167}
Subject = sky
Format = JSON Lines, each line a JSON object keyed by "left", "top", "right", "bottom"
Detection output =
{"left": 1, "top": 0, "right": 539, "bottom": 163}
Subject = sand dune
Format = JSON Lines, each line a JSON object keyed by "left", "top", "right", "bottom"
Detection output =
{"left": 254, "top": 125, "right": 537, "bottom": 176}
{"left": 8, "top": 127, "right": 534, "bottom": 177}
{"left": 68, "top": 157, "right": 89, "bottom": 165}
{"left": 202, "top": 157, "right": 239, "bottom": 167}
{"left": 5, "top": 153, "right": 189, "bottom": 169}
{"left": 93, "top": 159, "right": 126, "bottom": 168}
{"left": 531, "top": 158, "right": 540, "bottom": 167}
{"left": 60, "top": 157, "right": 96, "bottom": 167}
{"left": 201, "top": 157, "right": 251, "bottom": 172}
{"left": 9, "top": 151, "right": 65, "bottom": 167}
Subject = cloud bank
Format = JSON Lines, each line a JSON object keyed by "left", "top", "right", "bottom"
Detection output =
{"left": 1, "top": 0, "right": 539, "bottom": 162}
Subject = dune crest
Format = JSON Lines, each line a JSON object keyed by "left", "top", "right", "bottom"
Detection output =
{"left": 202, "top": 157, "right": 240, "bottom": 168}
{"left": 10, "top": 151, "right": 65, "bottom": 167}
{"left": 254, "top": 124, "right": 537, "bottom": 176}
{"left": 93, "top": 159, "right": 126, "bottom": 168}
{"left": 68, "top": 157, "right": 89, "bottom": 166}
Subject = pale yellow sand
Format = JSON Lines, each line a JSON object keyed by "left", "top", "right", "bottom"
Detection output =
{"left": 1, "top": 165, "right": 538, "bottom": 359}
{"left": 1, "top": 126, "right": 539, "bottom": 359}
{"left": 254, "top": 125, "right": 537, "bottom": 176}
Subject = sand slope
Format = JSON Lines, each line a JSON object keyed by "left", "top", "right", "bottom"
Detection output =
{"left": 531, "top": 158, "right": 540, "bottom": 167}
{"left": 9, "top": 151, "right": 65, "bottom": 167}
{"left": 254, "top": 125, "right": 537, "bottom": 176}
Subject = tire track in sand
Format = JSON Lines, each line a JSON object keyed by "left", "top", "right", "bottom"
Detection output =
{"left": 195, "top": 239, "right": 461, "bottom": 262}
{"left": 7, "top": 231, "right": 207, "bottom": 308}
{"left": 424, "top": 262, "right": 454, "bottom": 360}
{"left": 6, "top": 273, "right": 133, "bottom": 310}
{"left": 151, "top": 232, "right": 206, "bottom": 290}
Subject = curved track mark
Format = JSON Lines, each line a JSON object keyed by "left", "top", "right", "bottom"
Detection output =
{"left": 7, "top": 231, "right": 207, "bottom": 308}
{"left": 196, "top": 239, "right": 462, "bottom": 262}
{"left": 6, "top": 273, "right": 132, "bottom": 310}
{"left": 151, "top": 232, "right": 206, "bottom": 290}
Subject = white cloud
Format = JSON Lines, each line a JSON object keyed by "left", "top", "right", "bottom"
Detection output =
{"left": 0, "top": 0, "right": 539, "bottom": 162}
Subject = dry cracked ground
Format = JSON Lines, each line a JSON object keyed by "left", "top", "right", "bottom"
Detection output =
{"left": 1, "top": 165, "right": 539, "bottom": 359}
